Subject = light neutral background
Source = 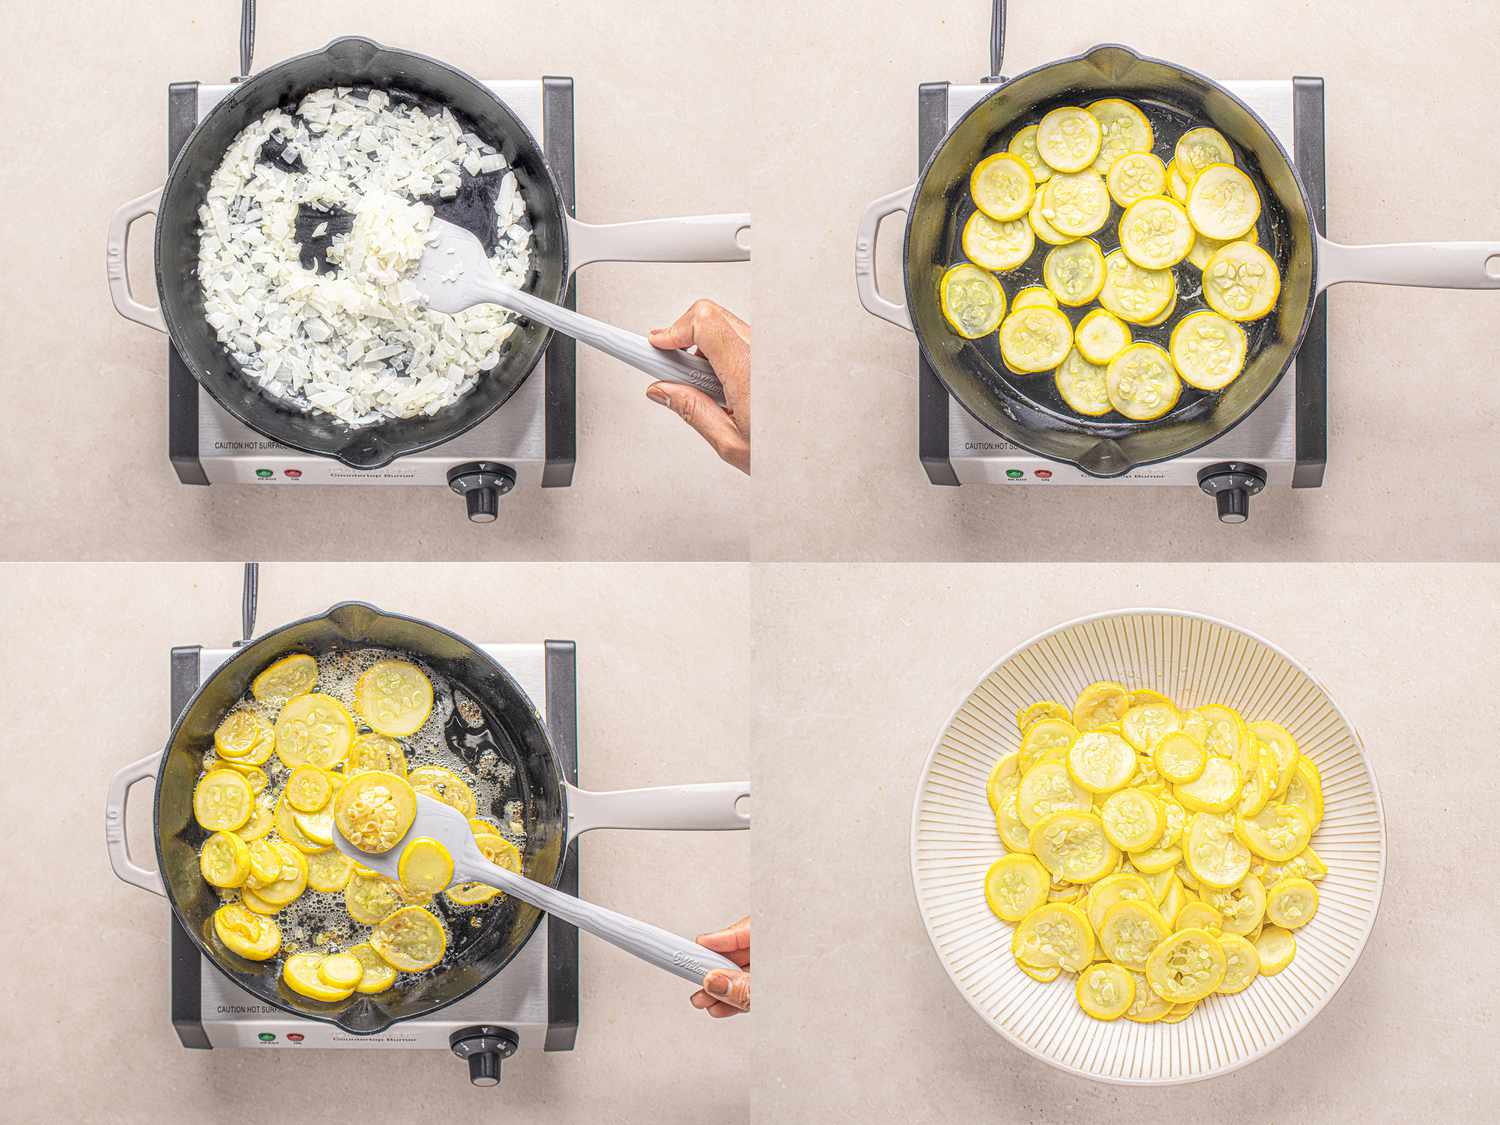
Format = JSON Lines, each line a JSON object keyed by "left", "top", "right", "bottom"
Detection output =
{"left": 0, "top": 2, "right": 751, "bottom": 561}
{"left": 754, "top": 563, "right": 1500, "bottom": 1120}
{"left": 750, "top": 0, "right": 1500, "bottom": 559}
{"left": 0, "top": 563, "right": 750, "bottom": 1122}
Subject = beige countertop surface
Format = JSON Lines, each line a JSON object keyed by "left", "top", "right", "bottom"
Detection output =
{"left": 754, "top": 562, "right": 1500, "bottom": 1120}
{"left": 0, "top": 2, "right": 751, "bottom": 561}
{"left": 0, "top": 563, "right": 750, "bottom": 1122}
{"left": 749, "top": 0, "right": 1500, "bottom": 560}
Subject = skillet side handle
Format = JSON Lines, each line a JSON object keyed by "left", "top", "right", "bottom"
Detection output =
{"left": 107, "top": 188, "right": 167, "bottom": 332}
{"left": 106, "top": 753, "right": 166, "bottom": 896}
{"left": 856, "top": 185, "right": 915, "bottom": 330}
{"left": 567, "top": 781, "right": 751, "bottom": 835}
{"left": 566, "top": 214, "right": 751, "bottom": 269}
{"left": 1316, "top": 235, "right": 1500, "bottom": 293}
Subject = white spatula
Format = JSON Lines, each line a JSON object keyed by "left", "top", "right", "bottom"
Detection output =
{"left": 413, "top": 217, "right": 727, "bottom": 405}
{"left": 333, "top": 794, "right": 738, "bottom": 985}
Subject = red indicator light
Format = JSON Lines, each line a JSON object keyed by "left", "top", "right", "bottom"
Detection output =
{"left": 284, "top": 469, "right": 303, "bottom": 479}
{"left": 287, "top": 1033, "right": 304, "bottom": 1042}
{"left": 1035, "top": 469, "right": 1053, "bottom": 480}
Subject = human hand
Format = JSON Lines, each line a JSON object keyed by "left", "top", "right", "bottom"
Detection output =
{"left": 646, "top": 300, "right": 750, "bottom": 474}
{"left": 690, "top": 915, "right": 750, "bottom": 1018}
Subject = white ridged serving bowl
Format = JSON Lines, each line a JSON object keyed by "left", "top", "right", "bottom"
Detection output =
{"left": 910, "top": 609, "right": 1385, "bottom": 1085}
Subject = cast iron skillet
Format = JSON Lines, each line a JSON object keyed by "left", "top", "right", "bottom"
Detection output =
{"left": 114, "top": 37, "right": 568, "bottom": 470}
{"left": 104, "top": 601, "right": 749, "bottom": 1035}
{"left": 857, "top": 39, "right": 1500, "bottom": 477}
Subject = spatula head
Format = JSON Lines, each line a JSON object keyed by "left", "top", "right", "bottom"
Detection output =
{"left": 331, "top": 792, "right": 482, "bottom": 887}
{"left": 411, "top": 216, "right": 499, "bottom": 315}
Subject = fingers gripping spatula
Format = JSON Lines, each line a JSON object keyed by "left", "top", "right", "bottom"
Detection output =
{"left": 413, "top": 217, "right": 727, "bottom": 405}
{"left": 334, "top": 794, "right": 738, "bottom": 985}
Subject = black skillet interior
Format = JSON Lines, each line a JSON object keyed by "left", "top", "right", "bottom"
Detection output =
{"left": 155, "top": 602, "right": 566, "bottom": 1034}
{"left": 156, "top": 37, "right": 569, "bottom": 469}
{"left": 906, "top": 44, "right": 1317, "bottom": 476}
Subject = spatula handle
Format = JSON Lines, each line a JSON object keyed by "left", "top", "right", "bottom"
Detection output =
{"left": 454, "top": 855, "right": 738, "bottom": 985}
{"left": 484, "top": 283, "right": 727, "bottom": 405}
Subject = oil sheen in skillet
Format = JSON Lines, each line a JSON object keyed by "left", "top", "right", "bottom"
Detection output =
{"left": 193, "top": 646, "right": 528, "bottom": 995}
{"left": 943, "top": 93, "right": 1289, "bottom": 430}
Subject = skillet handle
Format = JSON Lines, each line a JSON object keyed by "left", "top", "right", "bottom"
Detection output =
{"left": 106, "top": 188, "right": 167, "bottom": 332}
{"left": 106, "top": 753, "right": 166, "bottom": 896}
{"left": 855, "top": 185, "right": 915, "bottom": 330}
{"left": 454, "top": 854, "right": 740, "bottom": 985}
{"left": 566, "top": 781, "right": 750, "bottom": 835}
{"left": 1316, "top": 235, "right": 1500, "bottom": 293}
{"left": 566, "top": 214, "right": 751, "bottom": 268}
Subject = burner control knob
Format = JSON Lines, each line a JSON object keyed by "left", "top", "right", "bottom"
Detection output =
{"left": 447, "top": 463, "right": 517, "bottom": 524}
{"left": 468, "top": 1051, "right": 500, "bottom": 1086}
{"left": 450, "top": 1026, "right": 519, "bottom": 1087}
{"left": 1197, "top": 463, "right": 1267, "bottom": 525}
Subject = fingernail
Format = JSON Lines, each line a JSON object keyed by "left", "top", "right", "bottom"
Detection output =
{"left": 646, "top": 386, "right": 670, "bottom": 406}
{"left": 648, "top": 327, "right": 665, "bottom": 337}
{"left": 704, "top": 971, "right": 731, "bottom": 998}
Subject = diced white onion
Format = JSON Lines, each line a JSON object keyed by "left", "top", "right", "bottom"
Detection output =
{"left": 196, "top": 86, "right": 532, "bottom": 427}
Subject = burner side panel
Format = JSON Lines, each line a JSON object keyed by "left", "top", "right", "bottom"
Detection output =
{"left": 916, "top": 82, "right": 959, "bottom": 486}
{"left": 544, "top": 640, "right": 580, "bottom": 1050}
{"left": 1292, "top": 77, "right": 1329, "bottom": 488}
{"left": 542, "top": 78, "right": 578, "bottom": 488}
{"left": 169, "top": 645, "right": 211, "bottom": 1047}
{"left": 167, "top": 84, "right": 208, "bottom": 486}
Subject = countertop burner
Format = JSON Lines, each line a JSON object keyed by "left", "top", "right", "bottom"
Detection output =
{"left": 917, "top": 76, "right": 1330, "bottom": 519}
{"left": 166, "top": 638, "right": 580, "bottom": 1081}
{"left": 165, "top": 77, "right": 579, "bottom": 510}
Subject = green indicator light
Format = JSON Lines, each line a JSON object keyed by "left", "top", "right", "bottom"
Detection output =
{"left": 258, "top": 1032, "right": 276, "bottom": 1042}
{"left": 255, "top": 469, "right": 273, "bottom": 479}
{"left": 1005, "top": 469, "right": 1024, "bottom": 480}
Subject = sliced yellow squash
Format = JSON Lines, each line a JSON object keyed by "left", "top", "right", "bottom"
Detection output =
{"left": 939, "top": 263, "right": 1006, "bottom": 339}
{"left": 999, "top": 306, "right": 1073, "bottom": 374}
{"left": 1036, "top": 106, "right": 1103, "bottom": 173}
{"left": 1106, "top": 342, "right": 1181, "bottom": 421}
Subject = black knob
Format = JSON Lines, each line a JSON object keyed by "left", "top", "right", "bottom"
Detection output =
{"left": 447, "top": 463, "right": 516, "bottom": 524}
{"left": 467, "top": 1051, "right": 500, "bottom": 1087}
{"left": 465, "top": 487, "right": 500, "bottom": 523}
{"left": 450, "top": 1026, "right": 518, "bottom": 1088}
{"left": 1197, "top": 462, "right": 1266, "bottom": 525}
{"left": 1215, "top": 487, "right": 1250, "bottom": 524}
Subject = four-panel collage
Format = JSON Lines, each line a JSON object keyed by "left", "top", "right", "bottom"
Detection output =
{"left": 3, "top": 0, "right": 1499, "bottom": 1121}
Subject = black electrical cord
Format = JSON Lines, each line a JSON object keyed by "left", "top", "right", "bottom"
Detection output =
{"left": 240, "top": 0, "right": 256, "bottom": 77}
{"left": 240, "top": 562, "right": 259, "bottom": 644}
{"left": 989, "top": 0, "right": 1007, "bottom": 78}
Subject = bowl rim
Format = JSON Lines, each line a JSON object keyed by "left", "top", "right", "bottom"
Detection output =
{"left": 908, "top": 606, "right": 1388, "bottom": 1086}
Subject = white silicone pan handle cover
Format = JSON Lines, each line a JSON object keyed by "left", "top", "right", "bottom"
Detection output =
{"left": 567, "top": 214, "right": 751, "bottom": 268}
{"left": 566, "top": 781, "right": 751, "bottom": 835}
{"left": 1317, "top": 235, "right": 1500, "bottom": 293}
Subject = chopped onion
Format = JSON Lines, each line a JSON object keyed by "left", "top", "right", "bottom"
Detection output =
{"left": 196, "top": 86, "right": 531, "bottom": 427}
